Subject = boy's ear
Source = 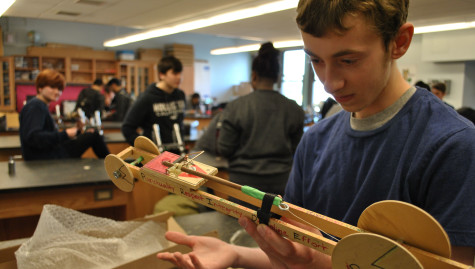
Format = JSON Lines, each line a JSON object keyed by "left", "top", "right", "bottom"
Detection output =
{"left": 391, "top": 23, "right": 414, "bottom": 59}
{"left": 251, "top": 71, "right": 257, "bottom": 82}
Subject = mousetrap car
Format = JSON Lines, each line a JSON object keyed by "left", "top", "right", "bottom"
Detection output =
{"left": 104, "top": 136, "right": 472, "bottom": 269}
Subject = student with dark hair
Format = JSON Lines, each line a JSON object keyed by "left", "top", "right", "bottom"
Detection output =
{"left": 103, "top": 79, "right": 132, "bottom": 122}
{"left": 106, "top": 77, "right": 127, "bottom": 96}
{"left": 20, "top": 69, "right": 109, "bottom": 160}
{"left": 158, "top": 0, "right": 475, "bottom": 267}
{"left": 217, "top": 42, "right": 305, "bottom": 199}
{"left": 186, "top": 92, "right": 202, "bottom": 115}
{"left": 431, "top": 82, "right": 447, "bottom": 98}
{"left": 74, "top": 78, "right": 104, "bottom": 118}
{"left": 431, "top": 82, "right": 454, "bottom": 108}
{"left": 414, "top": 80, "right": 430, "bottom": 91}
{"left": 121, "top": 56, "right": 186, "bottom": 146}
{"left": 457, "top": 107, "right": 475, "bottom": 125}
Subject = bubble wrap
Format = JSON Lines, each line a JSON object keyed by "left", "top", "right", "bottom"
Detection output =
{"left": 15, "top": 204, "right": 169, "bottom": 269}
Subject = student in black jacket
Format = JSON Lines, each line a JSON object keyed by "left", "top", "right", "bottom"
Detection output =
{"left": 121, "top": 56, "right": 186, "bottom": 146}
{"left": 103, "top": 82, "right": 132, "bottom": 122}
{"left": 19, "top": 69, "right": 109, "bottom": 161}
{"left": 74, "top": 78, "right": 105, "bottom": 119}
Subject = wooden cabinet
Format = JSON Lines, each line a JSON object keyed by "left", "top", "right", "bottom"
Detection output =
{"left": 117, "top": 61, "right": 157, "bottom": 98}
{"left": 0, "top": 57, "right": 15, "bottom": 112}
{"left": 68, "top": 58, "right": 117, "bottom": 84}
{"left": 94, "top": 59, "right": 117, "bottom": 83}
{"left": 11, "top": 56, "right": 119, "bottom": 85}
{"left": 13, "top": 55, "right": 40, "bottom": 83}
{"left": 41, "top": 56, "right": 66, "bottom": 78}
{"left": 68, "top": 58, "right": 93, "bottom": 83}
{"left": 26, "top": 46, "right": 117, "bottom": 85}
{"left": 13, "top": 55, "right": 66, "bottom": 83}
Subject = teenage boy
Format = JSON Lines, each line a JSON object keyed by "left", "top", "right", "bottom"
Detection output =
{"left": 103, "top": 80, "right": 132, "bottom": 122}
{"left": 20, "top": 69, "right": 110, "bottom": 160}
{"left": 157, "top": 0, "right": 475, "bottom": 267}
{"left": 431, "top": 82, "right": 454, "bottom": 108}
{"left": 74, "top": 78, "right": 105, "bottom": 119}
{"left": 121, "top": 56, "right": 186, "bottom": 146}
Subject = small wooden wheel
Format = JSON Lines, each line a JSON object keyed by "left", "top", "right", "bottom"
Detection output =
{"left": 357, "top": 200, "right": 451, "bottom": 258}
{"left": 134, "top": 136, "right": 160, "bottom": 155}
{"left": 104, "top": 154, "right": 135, "bottom": 192}
{"left": 332, "top": 233, "right": 423, "bottom": 269}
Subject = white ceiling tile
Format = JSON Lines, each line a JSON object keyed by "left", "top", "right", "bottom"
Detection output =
{"left": 4, "top": 0, "right": 475, "bottom": 43}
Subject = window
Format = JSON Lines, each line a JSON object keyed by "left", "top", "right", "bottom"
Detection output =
{"left": 281, "top": 49, "right": 331, "bottom": 110}
{"left": 312, "top": 76, "right": 332, "bottom": 109}
{"left": 281, "top": 49, "right": 305, "bottom": 105}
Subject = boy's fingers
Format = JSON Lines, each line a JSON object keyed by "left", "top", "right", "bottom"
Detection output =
{"left": 165, "top": 231, "right": 195, "bottom": 247}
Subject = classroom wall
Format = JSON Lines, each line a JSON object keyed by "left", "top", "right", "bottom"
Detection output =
{"left": 421, "top": 28, "right": 475, "bottom": 62}
{"left": 1, "top": 17, "right": 253, "bottom": 103}
{"left": 463, "top": 62, "right": 475, "bottom": 108}
{"left": 399, "top": 33, "right": 474, "bottom": 109}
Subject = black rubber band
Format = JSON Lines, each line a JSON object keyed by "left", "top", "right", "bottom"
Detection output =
{"left": 257, "top": 193, "right": 276, "bottom": 225}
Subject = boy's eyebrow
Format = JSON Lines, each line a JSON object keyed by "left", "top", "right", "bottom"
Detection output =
{"left": 304, "top": 48, "right": 361, "bottom": 58}
{"left": 303, "top": 48, "right": 317, "bottom": 57}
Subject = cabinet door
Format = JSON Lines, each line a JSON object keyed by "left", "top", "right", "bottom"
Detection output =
{"left": 41, "top": 56, "right": 66, "bottom": 78}
{"left": 13, "top": 55, "right": 40, "bottom": 83}
{"left": 136, "top": 63, "right": 154, "bottom": 96}
{"left": 0, "top": 57, "right": 15, "bottom": 112}
{"left": 70, "top": 58, "right": 93, "bottom": 84}
{"left": 117, "top": 61, "right": 155, "bottom": 98}
{"left": 95, "top": 59, "right": 116, "bottom": 83}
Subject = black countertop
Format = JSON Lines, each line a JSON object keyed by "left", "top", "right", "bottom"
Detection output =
{"left": 0, "top": 132, "right": 126, "bottom": 150}
{"left": 0, "top": 130, "right": 199, "bottom": 150}
{"left": 0, "top": 158, "right": 110, "bottom": 191}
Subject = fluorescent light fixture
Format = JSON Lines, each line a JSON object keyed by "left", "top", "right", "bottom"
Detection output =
{"left": 0, "top": 0, "right": 16, "bottom": 17}
{"left": 211, "top": 21, "right": 475, "bottom": 55}
{"left": 104, "top": 0, "right": 298, "bottom": 47}
{"left": 210, "top": 39, "right": 303, "bottom": 55}
{"left": 414, "top": 21, "right": 475, "bottom": 34}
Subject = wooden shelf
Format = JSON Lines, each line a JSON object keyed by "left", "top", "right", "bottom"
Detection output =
{"left": 15, "top": 80, "right": 34, "bottom": 83}
{"left": 96, "top": 70, "right": 116, "bottom": 74}
{"left": 0, "top": 57, "right": 15, "bottom": 112}
{"left": 71, "top": 70, "right": 93, "bottom": 73}
{"left": 14, "top": 67, "right": 36, "bottom": 71}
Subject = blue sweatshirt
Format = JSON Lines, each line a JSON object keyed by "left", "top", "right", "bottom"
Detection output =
{"left": 19, "top": 98, "right": 69, "bottom": 160}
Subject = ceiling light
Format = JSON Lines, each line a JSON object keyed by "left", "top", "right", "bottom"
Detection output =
{"left": 56, "top": 11, "right": 81, "bottom": 17}
{"left": 210, "top": 39, "right": 303, "bottom": 55}
{"left": 211, "top": 21, "right": 475, "bottom": 55}
{"left": 76, "top": 0, "right": 105, "bottom": 6}
{"left": 104, "top": 0, "right": 298, "bottom": 47}
{"left": 0, "top": 0, "right": 15, "bottom": 17}
{"left": 414, "top": 21, "right": 475, "bottom": 34}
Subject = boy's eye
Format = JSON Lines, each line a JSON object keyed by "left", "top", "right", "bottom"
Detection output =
{"left": 341, "top": 59, "right": 356, "bottom": 64}
{"left": 311, "top": 58, "right": 321, "bottom": 64}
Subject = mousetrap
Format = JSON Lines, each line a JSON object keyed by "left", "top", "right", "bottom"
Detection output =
{"left": 104, "top": 136, "right": 472, "bottom": 269}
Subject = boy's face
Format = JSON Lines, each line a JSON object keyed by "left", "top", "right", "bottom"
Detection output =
{"left": 160, "top": 69, "right": 182, "bottom": 90}
{"left": 431, "top": 88, "right": 445, "bottom": 100}
{"left": 302, "top": 14, "right": 396, "bottom": 118}
{"left": 38, "top": 86, "right": 62, "bottom": 103}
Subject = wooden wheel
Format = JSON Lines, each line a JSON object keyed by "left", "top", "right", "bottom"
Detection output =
{"left": 332, "top": 233, "right": 423, "bottom": 269}
{"left": 357, "top": 200, "right": 451, "bottom": 258}
{"left": 104, "top": 154, "right": 135, "bottom": 192}
{"left": 134, "top": 136, "right": 160, "bottom": 155}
